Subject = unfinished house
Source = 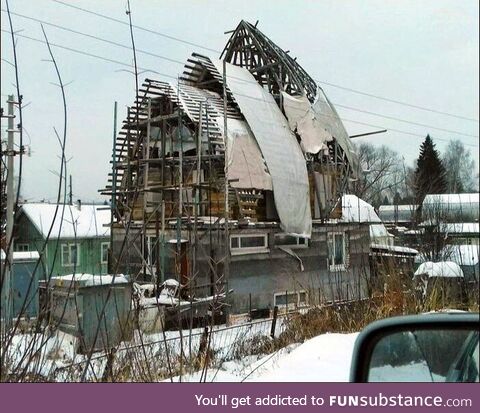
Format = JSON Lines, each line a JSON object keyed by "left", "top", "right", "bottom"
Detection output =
{"left": 101, "top": 21, "right": 373, "bottom": 318}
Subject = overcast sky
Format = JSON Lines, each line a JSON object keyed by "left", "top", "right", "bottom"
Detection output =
{"left": 1, "top": 0, "right": 478, "bottom": 203}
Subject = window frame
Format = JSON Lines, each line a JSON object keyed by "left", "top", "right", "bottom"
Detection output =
{"left": 328, "top": 231, "right": 347, "bottom": 272}
{"left": 100, "top": 242, "right": 110, "bottom": 265}
{"left": 230, "top": 233, "right": 269, "bottom": 256}
{"left": 16, "top": 243, "right": 30, "bottom": 252}
{"left": 274, "top": 233, "right": 308, "bottom": 249}
{"left": 274, "top": 290, "right": 308, "bottom": 310}
{"left": 61, "top": 243, "right": 81, "bottom": 267}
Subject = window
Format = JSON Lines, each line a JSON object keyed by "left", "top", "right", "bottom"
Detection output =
{"left": 230, "top": 233, "right": 268, "bottom": 255}
{"left": 328, "top": 232, "right": 348, "bottom": 271}
{"left": 274, "top": 233, "right": 308, "bottom": 249}
{"left": 16, "top": 243, "right": 29, "bottom": 252}
{"left": 61, "top": 243, "right": 80, "bottom": 267}
{"left": 101, "top": 242, "right": 110, "bottom": 264}
{"left": 274, "top": 290, "right": 308, "bottom": 310}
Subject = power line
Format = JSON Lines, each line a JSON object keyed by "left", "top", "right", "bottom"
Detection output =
{"left": 2, "top": 10, "right": 477, "bottom": 140}
{"left": 316, "top": 79, "right": 479, "bottom": 123}
{"left": 51, "top": 0, "right": 219, "bottom": 53}
{"left": 335, "top": 103, "right": 478, "bottom": 138}
{"left": 50, "top": 0, "right": 480, "bottom": 124}
{"left": 1, "top": 30, "right": 477, "bottom": 148}
{"left": 0, "top": 29, "right": 173, "bottom": 79}
{"left": 1, "top": 9, "right": 186, "bottom": 66}
{"left": 341, "top": 118, "right": 478, "bottom": 148}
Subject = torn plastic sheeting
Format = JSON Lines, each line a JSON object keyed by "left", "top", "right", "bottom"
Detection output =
{"left": 282, "top": 92, "right": 332, "bottom": 155}
{"left": 313, "top": 87, "right": 359, "bottom": 177}
{"left": 227, "top": 118, "right": 272, "bottom": 190}
{"left": 214, "top": 60, "right": 311, "bottom": 237}
{"left": 282, "top": 88, "right": 360, "bottom": 178}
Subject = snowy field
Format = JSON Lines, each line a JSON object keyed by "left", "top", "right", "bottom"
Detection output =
{"left": 166, "top": 333, "right": 359, "bottom": 382}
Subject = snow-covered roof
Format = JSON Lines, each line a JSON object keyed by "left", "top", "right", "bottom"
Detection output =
{"left": 20, "top": 203, "right": 110, "bottom": 239}
{"left": 423, "top": 193, "right": 479, "bottom": 206}
{"left": 371, "top": 244, "right": 418, "bottom": 255}
{"left": 1, "top": 251, "right": 40, "bottom": 261}
{"left": 341, "top": 195, "right": 381, "bottom": 223}
{"left": 441, "top": 245, "right": 479, "bottom": 266}
{"left": 379, "top": 205, "right": 418, "bottom": 212}
{"left": 422, "top": 193, "right": 479, "bottom": 222}
{"left": 370, "top": 223, "right": 393, "bottom": 239}
{"left": 441, "top": 223, "right": 479, "bottom": 234}
{"left": 50, "top": 273, "right": 128, "bottom": 287}
{"left": 378, "top": 204, "right": 417, "bottom": 223}
{"left": 414, "top": 261, "right": 464, "bottom": 278}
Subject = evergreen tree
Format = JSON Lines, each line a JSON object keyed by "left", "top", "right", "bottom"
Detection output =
{"left": 414, "top": 135, "right": 447, "bottom": 205}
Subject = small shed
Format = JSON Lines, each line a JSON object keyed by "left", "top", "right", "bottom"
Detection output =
{"left": 48, "top": 274, "right": 132, "bottom": 353}
{"left": 414, "top": 261, "right": 466, "bottom": 307}
{"left": 1, "top": 251, "right": 45, "bottom": 319}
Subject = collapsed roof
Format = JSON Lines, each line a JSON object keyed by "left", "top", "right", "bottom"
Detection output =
{"left": 105, "top": 21, "right": 360, "bottom": 238}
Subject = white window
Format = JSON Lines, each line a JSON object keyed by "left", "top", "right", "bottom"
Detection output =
{"left": 274, "top": 233, "right": 308, "bottom": 249}
{"left": 328, "top": 232, "right": 348, "bottom": 271}
{"left": 101, "top": 242, "right": 110, "bottom": 264}
{"left": 61, "top": 243, "right": 80, "bottom": 267}
{"left": 230, "top": 233, "right": 268, "bottom": 255}
{"left": 274, "top": 290, "right": 308, "bottom": 310}
{"left": 16, "top": 243, "right": 29, "bottom": 252}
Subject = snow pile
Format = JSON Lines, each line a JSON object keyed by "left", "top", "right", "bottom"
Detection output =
{"left": 414, "top": 261, "right": 464, "bottom": 278}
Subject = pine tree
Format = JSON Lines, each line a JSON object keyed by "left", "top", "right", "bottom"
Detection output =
{"left": 414, "top": 135, "right": 447, "bottom": 205}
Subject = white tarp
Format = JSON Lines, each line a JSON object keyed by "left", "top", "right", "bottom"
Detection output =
{"left": 227, "top": 118, "right": 273, "bottom": 190}
{"left": 282, "top": 92, "right": 332, "bottom": 155}
{"left": 214, "top": 60, "right": 311, "bottom": 237}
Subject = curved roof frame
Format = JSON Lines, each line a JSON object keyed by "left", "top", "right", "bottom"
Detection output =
{"left": 221, "top": 20, "right": 318, "bottom": 103}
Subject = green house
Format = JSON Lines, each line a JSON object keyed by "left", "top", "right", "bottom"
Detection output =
{"left": 15, "top": 203, "right": 111, "bottom": 277}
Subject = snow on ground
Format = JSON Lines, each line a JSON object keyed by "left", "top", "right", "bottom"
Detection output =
{"left": 251, "top": 333, "right": 358, "bottom": 382}
{"left": 370, "top": 363, "right": 445, "bottom": 382}
{"left": 8, "top": 318, "right": 358, "bottom": 382}
{"left": 168, "top": 332, "right": 358, "bottom": 382}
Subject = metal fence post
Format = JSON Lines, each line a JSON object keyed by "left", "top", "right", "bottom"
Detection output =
{"left": 270, "top": 306, "right": 278, "bottom": 338}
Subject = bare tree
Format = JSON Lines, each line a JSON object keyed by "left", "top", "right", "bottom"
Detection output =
{"left": 442, "top": 139, "right": 477, "bottom": 193}
{"left": 352, "top": 143, "right": 404, "bottom": 207}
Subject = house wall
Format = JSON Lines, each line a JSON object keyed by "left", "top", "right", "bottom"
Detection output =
{"left": 112, "top": 222, "right": 371, "bottom": 315}
{"left": 227, "top": 224, "right": 370, "bottom": 314}
{"left": 15, "top": 213, "right": 109, "bottom": 277}
{"left": 47, "top": 238, "right": 109, "bottom": 276}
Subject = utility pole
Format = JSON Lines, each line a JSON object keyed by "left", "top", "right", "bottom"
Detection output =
{"left": 222, "top": 61, "right": 230, "bottom": 324}
{"left": 2, "top": 95, "right": 16, "bottom": 329}
{"left": 110, "top": 101, "right": 117, "bottom": 274}
{"left": 69, "top": 174, "right": 73, "bottom": 205}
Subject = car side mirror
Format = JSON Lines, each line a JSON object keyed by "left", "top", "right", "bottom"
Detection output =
{"left": 350, "top": 313, "right": 480, "bottom": 382}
